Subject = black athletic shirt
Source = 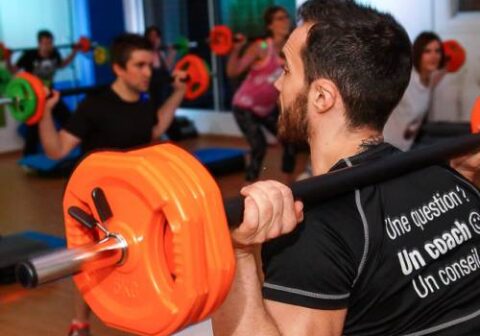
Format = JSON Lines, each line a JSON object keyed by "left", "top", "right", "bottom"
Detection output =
{"left": 64, "top": 88, "right": 157, "bottom": 154}
{"left": 16, "top": 49, "right": 62, "bottom": 83}
{"left": 262, "top": 143, "right": 480, "bottom": 335}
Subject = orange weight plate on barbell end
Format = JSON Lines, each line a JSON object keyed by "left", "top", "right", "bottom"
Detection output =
{"left": 130, "top": 146, "right": 229, "bottom": 328}
{"left": 16, "top": 72, "right": 46, "bottom": 125}
{"left": 210, "top": 25, "right": 233, "bottom": 56}
{"left": 131, "top": 144, "right": 235, "bottom": 324}
{"left": 175, "top": 55, "right": 210, "bottom": 100}
{"left": 471, "top": 97, "right": 480, "bottom": 133}
{"left": 150, "top": 145, "right": 235, "bottom": 322}
{"left": 443, "top": 40, "right": 466, "bottom": 73}
{"left": 127, "top": 146, "right": 210, "bottom": 331}
{"left": 77, "top": 37, "right": 91, "bottom": 53}
{"left": 63, "top": 150, "right": 208, "bottom": 336}
{"left": 128, "top": 147, "right": 208, "bottom": 328}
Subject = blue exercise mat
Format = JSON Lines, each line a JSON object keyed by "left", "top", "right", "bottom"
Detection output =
{"left": 18, "top": 231, "right": 66, "bottom": 248}
{"left": 194, "top": 147, "right": 245, "bottom": 163}
{"left": 18, "top": 147, "right": 82, "bottom": 174}
{"left": 193, "top": 147, "right": 246, "bottom": 176}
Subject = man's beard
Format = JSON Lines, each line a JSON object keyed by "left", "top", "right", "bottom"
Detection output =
{"left": 277, "top": 89, "right": 309, "bottom": 144}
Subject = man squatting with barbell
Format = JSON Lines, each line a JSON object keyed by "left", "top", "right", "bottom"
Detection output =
{"left": 6, "top": 30, "right": 80, "bottom": 156}
{"left": 38, "top": 33, "right": 187, "bottom": 336}
{"left": 212, "top": 0, "right": 480, "bottom": 335}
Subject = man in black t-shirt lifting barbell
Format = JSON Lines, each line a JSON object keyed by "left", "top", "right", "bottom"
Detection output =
{"left": 6, "top": 30, "right": 79, "bottom": 156}
{"left": 40, "top": 33, "right": 187, "bottom": 161}
{"left": 213, "top": 1, "right": 480, "bottom": 335}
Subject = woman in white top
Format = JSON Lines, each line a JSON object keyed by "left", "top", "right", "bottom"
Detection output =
{"left": 383, "top": 31, "right": 446, "bottom": 150}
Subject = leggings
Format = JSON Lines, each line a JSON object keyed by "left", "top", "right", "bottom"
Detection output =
{"left": 233, "top": 106, "right": 296, "bottom": 181}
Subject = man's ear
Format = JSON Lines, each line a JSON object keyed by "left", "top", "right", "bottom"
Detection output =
{"left": 112, "top": 63, "right": 123, "bottom": 77}
{"left": 310, "top": 79, "right": 338, "bottom": 114}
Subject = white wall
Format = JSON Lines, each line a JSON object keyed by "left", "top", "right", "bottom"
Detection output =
{"left": 356, "top": 0, "right": 433, "bottom": 41}
{"left": 298, "top": 0, "right": 433, "bottom": 40}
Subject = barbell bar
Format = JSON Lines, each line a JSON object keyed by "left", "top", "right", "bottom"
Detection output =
{"left": 164, "top": 25, "right": 265, "bottom": 57}
{"left": 0, "top": 37, "right": 95, "bottom": 61}
{"left": 159, "top": 37, "right": 199, "bottom": 58}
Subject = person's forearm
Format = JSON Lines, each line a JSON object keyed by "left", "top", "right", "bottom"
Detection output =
{"left": 226, "top": 50, "right": 242, "bottom": 78}
{"left": 153, "top": 89, "right": 185, "bottom": 138}
{"left": 212, "top": 250, "right": 281, "bottom": 336}
{"left": 61, "top": 51, "right": 77, "bottom": 68}
{"left": 38, "top": 109, "right": 64, "bottom": 159}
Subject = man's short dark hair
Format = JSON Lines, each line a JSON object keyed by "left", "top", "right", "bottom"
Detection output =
{"left": 110, "top": 33, "right": 151, "bottom": 68}
{"left": 37, "top": 30, "right": 54, "bottom": 42}
{"left": 298, "top": 0, "right": 412, "bottom": 131}
{"left": 412, "top": 31, "right": 445, "bottom": 73}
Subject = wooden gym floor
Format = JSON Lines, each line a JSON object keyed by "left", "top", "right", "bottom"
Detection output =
{"left": 0, "top": 135, "right": 308, "bottom": 336}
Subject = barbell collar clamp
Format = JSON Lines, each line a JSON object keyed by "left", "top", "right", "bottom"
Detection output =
{"left": 67, "top": 206, "right": 111, "bottom": 237}
{"left": 15, "top": 233, "right": 128, "bottom": 288}
{"left": 91, "top": 187, "right": 114, "bottom": 223}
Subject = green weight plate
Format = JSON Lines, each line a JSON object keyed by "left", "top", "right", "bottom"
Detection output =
{"left": 0, "top": 67, "right": 12, "bottom": 95}
{"left": 174, "top": 37, "right": 190, "bottom": 57}
{"left": 4, "top": 76, "right": 37, "bottom": 122}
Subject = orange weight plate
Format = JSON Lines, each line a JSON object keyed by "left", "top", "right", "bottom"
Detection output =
{"left": 175, "top": 55, "right": 210, "bottom": 100}
{"left": 210, "top": 25, "right": 233, "bottom": 56}
{"left": 63, "top": 150, "right": 207, "bottom": 336}
{"left": 16, "top": 72, "right": 46, "bottom": 125}
{"left": 77, "top": 36, "right": 91, "bottom": 53}
{"left": 443, "top": 40, "right": 466, "bottom": 73}
{"left": 471, "top": 97, "right": 480, "bottom": 133}
{"left": 132, "top": 144, "right": 235, "bottom": 324}
{"left": 151, "top": 145, "right": 235, "bottom": 321}
{"left": 128, "top": 145, "right": 210, "bottom": 331}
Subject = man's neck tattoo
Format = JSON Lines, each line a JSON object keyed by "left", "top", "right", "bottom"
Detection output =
{"left": 358, "top": 135, "right": 384, "bottom": 153}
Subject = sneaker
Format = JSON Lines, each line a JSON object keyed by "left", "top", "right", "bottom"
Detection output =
{"left": 68, "top": 322, "right": 91, "bottom": 336}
